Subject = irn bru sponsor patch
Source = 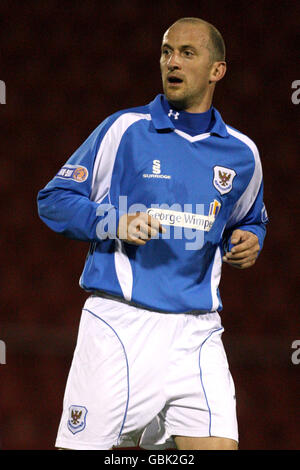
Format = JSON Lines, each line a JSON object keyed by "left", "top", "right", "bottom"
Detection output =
{"left": 56, "top": 165, "right": 88, "bottom": 182}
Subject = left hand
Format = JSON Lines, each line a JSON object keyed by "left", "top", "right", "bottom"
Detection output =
{"left": 222, "top": 229, "right": 260, "bottom": 269}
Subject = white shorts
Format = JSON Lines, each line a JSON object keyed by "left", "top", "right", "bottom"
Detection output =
{"left": 55, "top": 295, "right": 238, "bottom": 450}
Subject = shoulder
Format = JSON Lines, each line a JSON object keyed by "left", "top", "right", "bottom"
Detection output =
{"left": 225, "top": 124, "right": 260, "bottom": 160}
{"left": 224, "top": 124, "right": 263, "bottom": 190}
{"left": 85, "top": 103, "right": 151, "bottom": 153}
{"left": 105, "top": 103, "right": 151, "bottom": 128}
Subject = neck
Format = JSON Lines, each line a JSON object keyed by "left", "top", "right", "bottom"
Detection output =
{"left": 167, "top": 87, "right": 215, "bottom": 113}
{"left": 162, "top": 95, "right": 213, "bottom": 135}
{"left": 183, "top": 99, "right": 212, "bottom": 113}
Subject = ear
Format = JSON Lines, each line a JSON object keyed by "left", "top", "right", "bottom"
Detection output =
{"left": 209, "top": 61, "right": 227, "bottom": 84}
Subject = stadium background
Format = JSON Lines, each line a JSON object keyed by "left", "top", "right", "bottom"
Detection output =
{"left": 0, "top": 0, "right": 299, "bottom": 450}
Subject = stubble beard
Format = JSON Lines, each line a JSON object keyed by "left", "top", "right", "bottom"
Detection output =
{"left": 163, "top": 83, "right": 190, "bottom": 111}
{"left": 163, "top": 79, "right": 210, "bottom": 113}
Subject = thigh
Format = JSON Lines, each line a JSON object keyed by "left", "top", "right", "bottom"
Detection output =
{"left": 174, "top": 435, "right": 238, "bottom": 450}
{"left": 140, "top": 313, "right": 238, "bottom": 449}
{"left": 168, "top": 316, "right": 238, "bottom": 440}
{"left": 56, "top": 304, "right": 130, "bottom": 449}
{"left": 55, "top": 297, "right": 171, "bottom": 450}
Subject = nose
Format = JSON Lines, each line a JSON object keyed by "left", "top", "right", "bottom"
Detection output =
{"left": 167, "top": 51, "right": 181, "bottom": 70}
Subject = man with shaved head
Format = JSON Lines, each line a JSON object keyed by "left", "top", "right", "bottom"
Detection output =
{"left": 160, "top": 18, "right": 226, "bottom": 112}
{"left": 38, "top": 17, "right": 268, "bottom": 451}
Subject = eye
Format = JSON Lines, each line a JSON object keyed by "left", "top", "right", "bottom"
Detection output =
{"left": 183, "top": 50, "right": 194, "bottom": 57}
{"left": 162, "top": 48, "right": 171, "bottom": 57}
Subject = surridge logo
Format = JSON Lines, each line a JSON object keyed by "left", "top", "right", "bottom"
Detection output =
{"left": 143, "top": 159, "right": 171, "bottom": 179}
{"left": 152, "top": 159, "right": 161, "bottom": 174}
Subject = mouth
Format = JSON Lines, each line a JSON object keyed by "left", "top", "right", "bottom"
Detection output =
{"left": 167, "top": 75, "right": 184, "bottom": 86}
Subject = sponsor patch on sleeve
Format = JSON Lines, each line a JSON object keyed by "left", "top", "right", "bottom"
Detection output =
{"left": 56, "top": 165, "right": 89, "bottom": 183}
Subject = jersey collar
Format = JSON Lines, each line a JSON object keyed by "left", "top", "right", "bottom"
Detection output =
{"left": 149, "top": 94, "right": 229, "bottom": 138}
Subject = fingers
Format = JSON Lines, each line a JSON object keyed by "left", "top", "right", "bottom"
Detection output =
{"left": 137, "top": 216, "right": 164, "bottom": 238}
{"left": 225, "top": 242, "right": 259, "bottom": 260}
{"left": 118, "top": 212, "right": 166, "bottom": 245}
{"left": 222, "top": 253, "right": 258, "bottom": 269}
{"left": 223, "top": 230, "right": 260, "bottom": 269}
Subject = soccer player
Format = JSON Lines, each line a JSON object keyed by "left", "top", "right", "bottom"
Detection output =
{"left": 37, "top": 17, "right": 268, "bottom": 450}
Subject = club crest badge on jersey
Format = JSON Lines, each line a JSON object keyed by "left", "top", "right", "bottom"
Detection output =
{"left": 67, "top": 405, "right": 88, "bottom": 434}
{"left": 213, "top": 166, "right": 236, "bottom": 195}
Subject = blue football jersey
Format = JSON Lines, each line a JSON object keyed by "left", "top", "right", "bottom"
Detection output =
{"left": 37, "top": 94, "right": 268, "bottom": 313}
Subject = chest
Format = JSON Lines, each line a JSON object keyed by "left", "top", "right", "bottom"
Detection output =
{"left": 111, "top": 129, "right": 253, "bottom": 214}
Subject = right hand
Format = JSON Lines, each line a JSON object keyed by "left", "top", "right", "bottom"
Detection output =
{"left": 117, "top": 212, "right": 166, "bottom": 246}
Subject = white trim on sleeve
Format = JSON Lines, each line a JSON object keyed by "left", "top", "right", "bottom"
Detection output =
{"left": 225, "top": 126, "right": 262, "bottom": 228}
{"left": 90, "top": 112, "right": 151, "bottom": 204}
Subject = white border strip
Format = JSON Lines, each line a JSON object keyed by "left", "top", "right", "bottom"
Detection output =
{"left": 90, "top": 112, "right": 151, "bottom": 204}
{"left": 174, "top": 129, "right": 211, "bottom": 143}
{"left": 114, "top": 238, "right": 133, "bottom": 301}
{"left": 225, "top": 126, "right": 262, "bottom": 227}
{"left": 90, "top": 112, "right": 151, "bottom": 301}
{"left": 210, "top": 246, "right": 222, "bottom": 311}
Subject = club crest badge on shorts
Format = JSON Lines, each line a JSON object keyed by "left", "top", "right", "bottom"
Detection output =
{"left": 213, "top": 166, "right": 236, "bottom": 195}
{"left": 67, "top": 405, "right": 88, "bottom": 434}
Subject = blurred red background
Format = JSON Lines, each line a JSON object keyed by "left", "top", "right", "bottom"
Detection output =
{"left": 0, "top": 0, "right": 299, "bottom": 450}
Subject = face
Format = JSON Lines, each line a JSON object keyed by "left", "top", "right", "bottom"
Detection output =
{"left": 160, "top": 22, "right": 223, "bottom": 112}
